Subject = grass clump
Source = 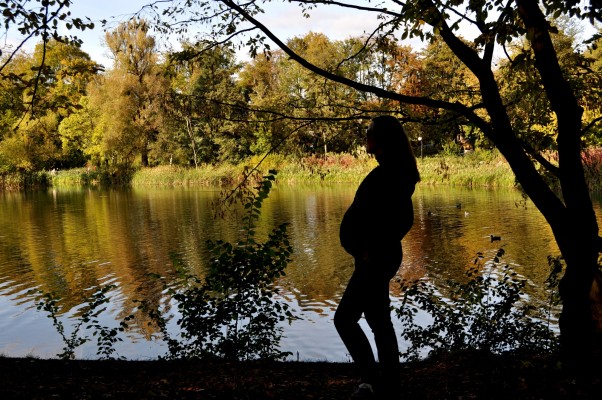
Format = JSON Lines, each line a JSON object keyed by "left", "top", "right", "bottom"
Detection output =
{"left": 417, "top": 150, "right": 516, "bottom": 187}
{"left": 131, "top": 164, "right": 242, "bottom": 187}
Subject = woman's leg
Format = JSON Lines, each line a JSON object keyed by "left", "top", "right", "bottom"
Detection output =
{"left": 334, "top": 268, "right": 378, "bottom": 384}
{"left": 364, "top": 264, "right": 400, "bottom": 389}
{"left": 364, "top": 286, "right": 399, "bottom": 364}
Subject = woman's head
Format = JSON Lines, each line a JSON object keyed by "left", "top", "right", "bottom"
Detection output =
{"left": 367, "top": 115, "right": 420, "bottom": 182}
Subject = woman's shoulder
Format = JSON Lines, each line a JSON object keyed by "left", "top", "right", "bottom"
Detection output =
{"left": 358, "top": 166, "right": 415, "bottom": 197}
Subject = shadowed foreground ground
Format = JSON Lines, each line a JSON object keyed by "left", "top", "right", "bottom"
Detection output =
{"left": 1, "top": 351, "right": 600, "bottom": 399}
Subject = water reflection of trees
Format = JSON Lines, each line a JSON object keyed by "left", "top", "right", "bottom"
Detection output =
{"left": 0, "top": 185, "right": 596, "bottom": 353}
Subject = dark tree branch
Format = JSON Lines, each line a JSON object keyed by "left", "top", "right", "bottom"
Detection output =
{"left": 437, "top": 0, "right": 481, "bottom": 28}
{"left": 334, "top": 18, "right": 397, "bottom": 73}
{"left": 292, "top": 0, "right": 400, "bottom": 17}
{"left": 28, "top": 3, "right": 51, "bottom": 117}
{"left": 419, "top": 0, "right": 487, "bottom": 78}
{"left": 219, "top": 0, "right": 491, "bottom": 135}
{"left": 169, "top": 26, "right": 258, "bottom": 61}
{"left": 516, "top": 0, "right": 593, "bottom": 218}
{"left": 581, "top": 115, "right": 602, "bottom": 136}
{"left": 518, "top": 139, "right": 560, "bottom": 176}
{"left": 220, "top": 120, "right": 313, "bottom": 203}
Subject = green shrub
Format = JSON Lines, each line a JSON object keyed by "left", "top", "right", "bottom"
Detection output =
{"left": 396, "top": 248, "right": 559, "bottom": 361}
{"left": 52, "top": 166, "right": 134, "bottom": 187}
{"left": 146, "top": 170, "right": 295, "bottom": 361}
{"left": 34, "top": 284, "right": 130, "bottom": 360}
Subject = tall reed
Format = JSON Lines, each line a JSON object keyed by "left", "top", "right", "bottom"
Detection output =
{"left": 417, "top": 150, "right": 516, "bottom": 187}
{"left": 131, "top": 164, "right": 242, "bottom": 186}
{"left": 582, "top": 147, "right": 602, "bottom": 193}
{"left": 1, "top": 171, "right": 50, "bottom": 190}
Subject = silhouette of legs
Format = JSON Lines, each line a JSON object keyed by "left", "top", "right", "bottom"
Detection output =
{"left": 334, "top": 260, "right": 400, "bottom": 388}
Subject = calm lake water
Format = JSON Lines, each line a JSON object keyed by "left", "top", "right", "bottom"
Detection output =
{"left": 1, "top": 184, "right": 600, "bottom": 361}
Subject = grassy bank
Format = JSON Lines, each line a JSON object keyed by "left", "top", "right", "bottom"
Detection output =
{"left": 46, "top": 148, "right": 602, "bottom": 190}
{"left": 417, "top": 150, "right": 517, "bottom": 187}
{"left": 0, "top": 170, "right": 50, "bottom": 190}
{"left": 130, "top": 151, "right": 518, "bottom": 187}
{"left": 104, "top": 151, "right": 518, "bottom": 188}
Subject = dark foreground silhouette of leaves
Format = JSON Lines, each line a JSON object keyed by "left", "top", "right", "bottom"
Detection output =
{"left": 1, "top": 351, "right": 600, "bottom": 399}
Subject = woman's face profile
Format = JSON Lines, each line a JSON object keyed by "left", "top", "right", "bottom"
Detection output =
{"left": 366, "top": 122, "right": 382, "bottom": 155}
{"left": 366, "top": 123, "right": 380, "bottom": 155}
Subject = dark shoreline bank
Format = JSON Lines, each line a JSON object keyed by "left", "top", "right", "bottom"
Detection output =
{"left": 1, "top": 351, "right": 599, "bottom": 399}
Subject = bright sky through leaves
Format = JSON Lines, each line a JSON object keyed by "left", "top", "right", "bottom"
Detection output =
{"left": 12, "top": 0, "right": 387, "bottom": 67}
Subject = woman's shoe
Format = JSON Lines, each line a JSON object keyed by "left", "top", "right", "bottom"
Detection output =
{"left": 351, "top": 383, "right": 375, "bottom": 398}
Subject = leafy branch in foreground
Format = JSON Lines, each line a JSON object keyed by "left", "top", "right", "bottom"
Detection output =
{"left": 34, "top": 284, "right": 130, "bottom": 360}
{"left": 396, "top": 249, "right": 560, "bottom": 362}
{"left": 146, "top": 169, "right": 295, "bottom": 361}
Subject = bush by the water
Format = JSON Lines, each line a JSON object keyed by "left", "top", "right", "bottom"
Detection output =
{"left": 144, "top": 170, "right": 295, "bottom": 361}
{"left": 33, "top": 171, "right": 561, "bottom": 363}
{"left": 397, "top": 248, "right": 560, "bottom": 361}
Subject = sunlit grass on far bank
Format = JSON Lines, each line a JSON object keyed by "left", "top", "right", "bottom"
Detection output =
{"left": 132, "top": 150, "right": 520, "bottom": 188}
{"left": 417, "top": 150, "right": 517, "bottom": 187}
{"left": 49, "top": 150, "right": 520, "bottom": 189}
{"left": 46, "top": 147, "right": 602, "bottom": 190}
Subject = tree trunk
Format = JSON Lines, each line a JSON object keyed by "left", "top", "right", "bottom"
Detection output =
{"left": 458, "top": 0, "right": 601, "bottom": 367}
{"left": 186, "top": 117, "right": 198, "bottom": 169}
{"left": 515, "top": 0, "right": 600, "bottom": 366}
{"left": 557, "top": 233, "right": 599, "bottom": 367}
{"left": 141, "top": 142, "right": 149, "bottom": 167}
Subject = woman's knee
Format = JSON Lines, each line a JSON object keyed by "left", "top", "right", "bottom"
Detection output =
{"left": 365, "top": 310, "right": 394, "bottom": 333}
{"left": 333, "top": 309, "right": 346, "bottom": 330}
{"left": 334, "top": 308, "right": 357, "bottom": 331}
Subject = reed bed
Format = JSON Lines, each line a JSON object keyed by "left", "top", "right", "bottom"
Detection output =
{"left": 582, "top": 147, "right": 602, "bottom": 193}
{"left": 417, "top": 150, "right": 516, "bottom": 187}
{"left": 41, "top": 147, "right": 602, "bottom": 192}
{"left": 277, "top": 153, "right": 376, "bottom": 184}
{"left": 125, "top": 151, "right": 517, "bottom": 188}
{"left": 0, "top": 170, "right": 50, "bottom": 190}
{"left": 131, "top": 164, "right": 242, "bottom": 187}
{"left": 128, "top": 154, "right": 377, "bottom": 187}
{"left": 51, "top": 168, "right": 88, "bottom": 186}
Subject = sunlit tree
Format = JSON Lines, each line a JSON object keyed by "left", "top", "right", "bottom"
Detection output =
{"left": 0, "top": 40, "right": 100, "bottom": 171}
{"left": 88, "top": 19, "right": 167, "bottom": 168}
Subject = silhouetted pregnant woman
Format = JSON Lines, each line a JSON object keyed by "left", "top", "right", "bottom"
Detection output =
{"left": 335, "top": 115, "right": 420, "bottom": 399}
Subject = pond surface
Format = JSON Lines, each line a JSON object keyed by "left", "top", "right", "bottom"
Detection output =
{"left": 1, "top": 184, "right": 600, "bottom": 361}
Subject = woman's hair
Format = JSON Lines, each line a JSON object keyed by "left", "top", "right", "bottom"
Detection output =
{"left": 369, "top": 115, "right": 420, "bottom": 183}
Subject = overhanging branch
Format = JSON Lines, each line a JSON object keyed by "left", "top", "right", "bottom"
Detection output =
{"left": 219, "top": 0, "right": 491, "bottom": 134}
